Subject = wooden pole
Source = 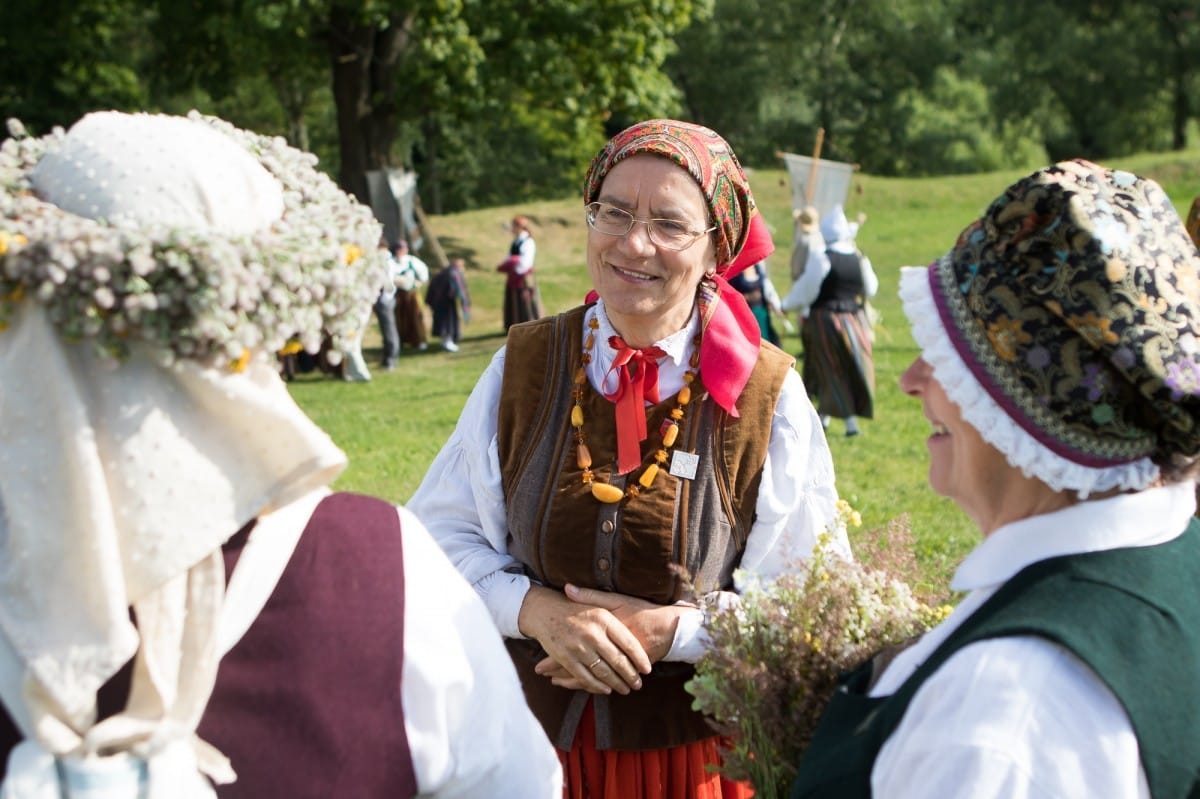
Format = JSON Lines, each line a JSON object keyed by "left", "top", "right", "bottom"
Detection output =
{"left": 804, "top": 128, "right": 825, "bottom": 205}
{"left": 412, "top": 193, "right": 449, "bottom": 269}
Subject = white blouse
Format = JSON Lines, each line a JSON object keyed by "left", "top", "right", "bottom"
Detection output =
{"left": 408, "top": 300, "right": 843, "bottom": 663}
{"left": 870, "top": 482, "right": 1197, "bottom": 798}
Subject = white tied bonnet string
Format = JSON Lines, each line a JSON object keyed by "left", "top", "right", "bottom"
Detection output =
{"left": 0, "top": 112, "right": 349, "bottom": 797}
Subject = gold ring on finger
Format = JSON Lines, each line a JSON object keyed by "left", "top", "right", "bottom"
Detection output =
{"left": 588, "top": 657, "right": 604, "bottom": 670}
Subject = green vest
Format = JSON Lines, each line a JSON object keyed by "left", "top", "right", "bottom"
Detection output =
{"left": 792, "top": 519, "right": 1200, "bottom": 799}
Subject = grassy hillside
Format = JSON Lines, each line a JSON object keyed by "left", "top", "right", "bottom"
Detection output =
{"left": 288, "top": 151, "right": 1200, "bottom": 592}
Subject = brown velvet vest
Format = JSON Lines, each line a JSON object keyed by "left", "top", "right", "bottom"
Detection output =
{"left": 498, "top": 305, "right": 793, "bottom": 751}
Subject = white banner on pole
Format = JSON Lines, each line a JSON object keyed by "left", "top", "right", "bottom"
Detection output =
{"left": 778, "top": 152, "right": 856, "bottom": 220}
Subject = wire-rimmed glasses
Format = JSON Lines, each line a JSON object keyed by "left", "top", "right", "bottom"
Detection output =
{"left": 585, "top": 202, "right": 716, "bottom": 251}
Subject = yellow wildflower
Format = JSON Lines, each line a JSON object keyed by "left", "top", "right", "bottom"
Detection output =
{"left": 230, "top": 349, "right": 250, "bottom": 373}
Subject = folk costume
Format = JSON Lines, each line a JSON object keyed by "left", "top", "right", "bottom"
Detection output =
{"left": 392, "top": 242, "right": 429, "bottom": 351}
{"left": 0, "top": 111, "right": 560, "bottom": 798}
{"left": 425, "top": 259, "right": 471, "bottom": 351}
{"left": 728, "top": 260, "right": 782, "bottom": 347}
{"left": 411, "top": 120, "right": 843, "bottom": 799}
{"left": 792, "top": 161, "right": 1200, "bottom": 797}
{"left": 500, "top": 217, "right": 542, "bottom": 331}
{"left": 783, "top": 206, "right": 877, "bottom": 435}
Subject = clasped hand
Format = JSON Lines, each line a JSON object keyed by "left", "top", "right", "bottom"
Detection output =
{"left": 518, "top": 583, "right": 682, "bottom": 695}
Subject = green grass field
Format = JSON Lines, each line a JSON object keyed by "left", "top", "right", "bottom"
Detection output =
{"left": 288, "top": 152, "right": 1200, "bottom": 593}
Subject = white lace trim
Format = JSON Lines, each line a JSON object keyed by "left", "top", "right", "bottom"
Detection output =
{"left": 898, "top": 265, "right": 1159, "bottom": 498}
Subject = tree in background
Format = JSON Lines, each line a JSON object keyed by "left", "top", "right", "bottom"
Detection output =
{"left": 0, "top": 0, "right": 150, "bottom": 133}
{"left": 667, "top": 0, "right": 1197, "bottom": 177}
{"left": 666, "top": 0, "right": 980, "bottom": 175}
{"left": 959, "top": 0, "right": 1199, "bottom": 161}
{"left": 0, "top": 0, "right": 1193, "bottom": 210}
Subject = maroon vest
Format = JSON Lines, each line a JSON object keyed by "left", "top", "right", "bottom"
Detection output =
{"left": 0, "top": 492, "right": 418, "bottom": 799}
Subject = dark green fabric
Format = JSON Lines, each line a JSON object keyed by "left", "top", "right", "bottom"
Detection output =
{"left": 791, "top": 518, "right": 1200, "bottom": 799}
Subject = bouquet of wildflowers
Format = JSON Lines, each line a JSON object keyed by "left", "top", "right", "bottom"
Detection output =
{"left": 686, "top": 503, "right": 952, "bottom": 798}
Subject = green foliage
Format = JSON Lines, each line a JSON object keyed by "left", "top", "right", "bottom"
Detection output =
{"left": 964, "top": 0, "right": 1199, "bottom": 160}
{"left": 6, "top": 0, "right": 1195, "bottom": 206}
{"left": 667, "top": 0, "right": 1198, "bottom": 178}
{"left": 0, "top": 0, "right": 151, "bottom": 131}
{"left": 891, "top": 68, "right": 1047, "bottom": 175}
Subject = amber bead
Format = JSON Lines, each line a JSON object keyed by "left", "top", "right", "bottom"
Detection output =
{"left": 638, "top": 463, "right": 659, "bottom": 488}
{"left": 654, "top": 449, "right": 669, "bottom": 464}
{"left": 571, "top": 405, "right": 584, "bottom": 427}
{"left": 577, "top": 442, "right": 593, "bottom": 469}
{"left": 678, "top": 385, "right": 691, "bottom": 405}
{"left": 670, "top": 408, "right": 684, "bottom": 420}
{"left": 592, "top": 482, "right": 625, "bottom": 503}
{"left": 662, "top": 424, "right": 679, "bottom": 447}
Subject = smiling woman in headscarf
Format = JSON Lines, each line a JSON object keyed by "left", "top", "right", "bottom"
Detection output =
{"left": 409, "top": 119, "right": 843, "bottom": 798}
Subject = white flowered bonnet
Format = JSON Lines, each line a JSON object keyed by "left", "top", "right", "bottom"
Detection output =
{"left": 0, "top": 111, "right": 384, "bottom": 796}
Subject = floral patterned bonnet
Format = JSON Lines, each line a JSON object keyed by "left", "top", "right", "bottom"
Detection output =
{"left": 900, "top": 159, "right": 1200, "bottom": 496}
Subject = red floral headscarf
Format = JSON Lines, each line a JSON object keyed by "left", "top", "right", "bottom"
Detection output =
{"left": 583, "top": 119, "right": 773, "bottom": 416}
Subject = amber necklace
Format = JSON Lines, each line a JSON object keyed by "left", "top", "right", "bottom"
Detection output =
{"left": 571, "top": 316, "right": 699, "bottom": 503}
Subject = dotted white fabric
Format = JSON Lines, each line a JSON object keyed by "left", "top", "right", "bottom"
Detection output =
{"left": 31, "top": 112, "right": 284, "bottom": 235}
{"left": 0, "top": 112, "right": 347, "bottom": 798}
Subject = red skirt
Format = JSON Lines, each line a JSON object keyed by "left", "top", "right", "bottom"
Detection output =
{"left": 559, "top": 699, "right": 754, "bottom": 799}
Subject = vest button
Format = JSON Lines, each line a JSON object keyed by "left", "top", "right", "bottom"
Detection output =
{"left": 601, "top": 520, "right": 615, "bottom": 534}
{"left": 597, "top": 557, "right": 610, "bottom": 571}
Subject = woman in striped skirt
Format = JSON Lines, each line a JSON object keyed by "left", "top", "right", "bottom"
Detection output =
{"left": 783, "top": 205, "right": 878, "bottom": 436}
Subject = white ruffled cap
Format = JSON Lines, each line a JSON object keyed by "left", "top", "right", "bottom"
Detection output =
{"left": 899, "top": 264, "right": 1160, "bottom": 498}
{"left": 31, "top": 111, "right": 284, "bottom": 235}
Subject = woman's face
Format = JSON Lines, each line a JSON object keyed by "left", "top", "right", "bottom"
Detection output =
{"left": 587, "top": 154, "right": 717, "bottom": 346}
{"left": 899, "top": 356, "right": 1067, "bottom": 534}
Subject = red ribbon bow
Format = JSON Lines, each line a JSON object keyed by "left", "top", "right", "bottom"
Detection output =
{"left": 605, "top": 336, "right": 666, "bottom": 475}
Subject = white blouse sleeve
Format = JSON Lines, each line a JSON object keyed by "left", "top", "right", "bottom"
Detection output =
{"left": 514, "top": 237, "right": 536, "bottom": 274}
{"left": 406, "top": 347, "right": 534, "bottom": 639}
{"left": 666, "top": 368, "right": 842, "bottom": 662}
{"left": 398, "top": 505, "right": 563, "bottom": 798}
{"left": 782, "top": 248, "right": 831, "bottom": 312}
{"left": 860, "top": 253, "right": 879, "bottom": 299}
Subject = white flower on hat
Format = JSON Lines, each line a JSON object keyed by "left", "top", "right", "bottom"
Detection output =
{"left": 0, "top": 111, "right": 385, "bottom": 370}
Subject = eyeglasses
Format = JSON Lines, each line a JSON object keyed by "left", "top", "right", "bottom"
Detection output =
{"left": 585, "top": 202, "right": 716, "bottom": 252}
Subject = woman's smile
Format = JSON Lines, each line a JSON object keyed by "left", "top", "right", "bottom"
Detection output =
{"left": 609, "top": 262, "right": 658, "bottom": 283}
